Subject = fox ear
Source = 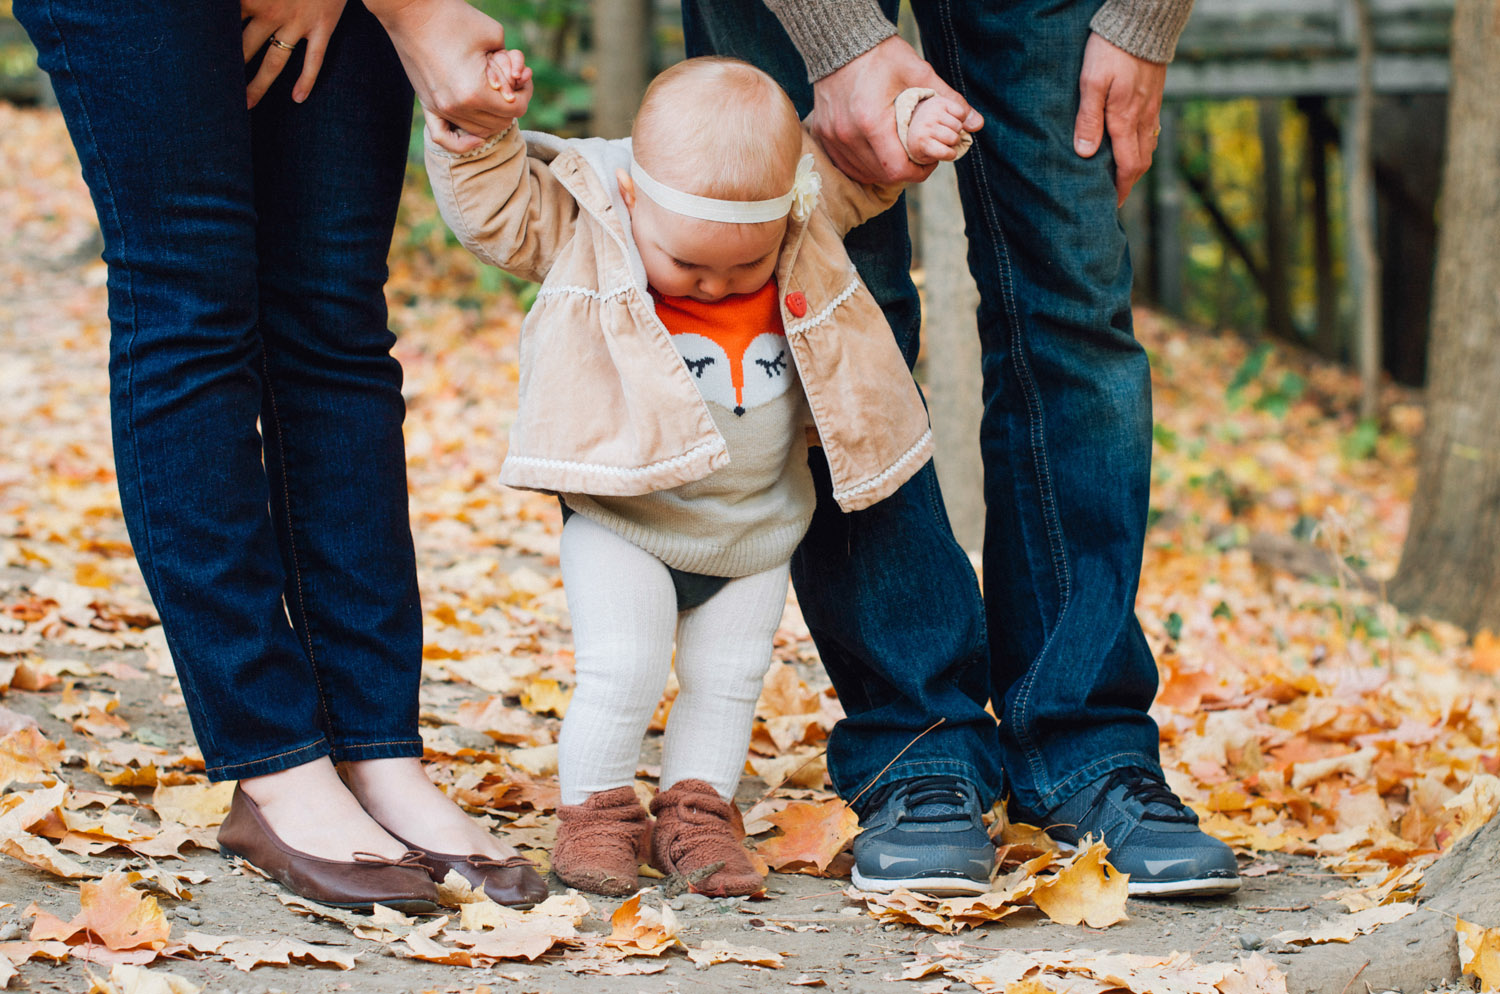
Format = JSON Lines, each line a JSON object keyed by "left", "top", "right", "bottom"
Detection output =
{"left": 617, "top": 169, "right": 637, "bottom": 210}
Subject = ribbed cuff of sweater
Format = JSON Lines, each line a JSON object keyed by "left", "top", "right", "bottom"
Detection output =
{"left": 1090, "top": 0, "right": 1196, "bottom": 64}
{"left": 763, "top": 0, "right": 896, "bottom": 81}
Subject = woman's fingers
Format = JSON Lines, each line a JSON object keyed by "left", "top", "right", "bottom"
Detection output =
{"left": 292, "top": 30, "right": 331, "bottom": 103}
{"left": 246, "top": 34, "right": 296, "bottom": 108}
{"left": 242, "top": 19, "right": 276, "bottom": 63}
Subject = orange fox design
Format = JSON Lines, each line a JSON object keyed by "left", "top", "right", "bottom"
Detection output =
{"left": 652, "top": 282, "right": 792, "bottom": 417}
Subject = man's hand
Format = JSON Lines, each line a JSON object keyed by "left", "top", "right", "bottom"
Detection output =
{"left": 810, "top": 35, "right": 982, "bottom": 185}
{"left": 367, "top": 0, "right": 519, "bottom": 153}
{"left": 1073, "top": 33, "right": 1168, "bottom": 207}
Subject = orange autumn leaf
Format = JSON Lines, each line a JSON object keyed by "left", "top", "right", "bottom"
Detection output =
{"left": 753, "top": 799, "right": 859, "bottom": 875}
{"left": 604, "top": 894, "right": 681, "bottom": 956}
{"left": 1472, "top": 631, "right": 1500, "bottom": 675}
{"left": 29, "top": 872, "right": 171, "bottom": 952}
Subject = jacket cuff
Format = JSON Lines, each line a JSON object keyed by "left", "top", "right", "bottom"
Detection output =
{"left": 1089, "top": 0, "right": 1196, "bottom": 64}
{"left": 762, "top": 0, "right": 896, "bottom": 81}
{"left": 424, "top": 121, "right": 517, "bottom": 161}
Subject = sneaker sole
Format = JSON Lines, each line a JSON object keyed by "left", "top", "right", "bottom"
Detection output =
{"left": 850, "top": 867, "right": 991, "bottom": 897}
{"left": 1129, "top": 874, "right": 1242, "bottom": 898}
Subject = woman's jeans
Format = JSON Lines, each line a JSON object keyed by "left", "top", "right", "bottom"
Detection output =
{"left": 16, "top": 0, "right": 424, "bottom": 780}
{"left": 684, "top": 0, "right": 1164, "bottom": 815}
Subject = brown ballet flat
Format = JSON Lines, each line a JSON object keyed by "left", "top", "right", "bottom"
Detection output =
{"left": 392, "top": 836, "right": 550, "bottom": 908}
{"left": 217, "top": 786, "right": 439, "bottom": 914}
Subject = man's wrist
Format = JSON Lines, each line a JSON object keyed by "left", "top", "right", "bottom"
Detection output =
{"left": 762, "top": 0, "right": 895, "bottom": 81}
{"left": 1089, "top": 0, "right": 1195, "bottom": 64}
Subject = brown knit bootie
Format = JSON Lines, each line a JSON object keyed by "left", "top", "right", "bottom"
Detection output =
{"left": 552, "top": 786, "right": 652, "bottom": 897}
{"left": 649, "top": 779, "right": 765, "bottom": 897}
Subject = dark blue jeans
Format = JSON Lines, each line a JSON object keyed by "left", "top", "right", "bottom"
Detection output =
{"left": 16, "top": 0, "right": 424, "bottom": 780}
{"left": 684, "top": 0, "right": 1164, "bottom": 814}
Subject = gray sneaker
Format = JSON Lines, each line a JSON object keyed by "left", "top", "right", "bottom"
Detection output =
{"left": 1014, "top": 767, "right": 1240, "bottom": 898}
{"left": 850, "top": 776, "right": 994, "bottom": 896}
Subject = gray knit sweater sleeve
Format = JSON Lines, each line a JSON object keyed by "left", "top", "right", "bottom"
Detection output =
{"left": 1090, "top": 0, "right": 1196, "bottom": 64}
{"left": 761, "top": 0, "right": 895, "bottom": 82}
{"left": 762, "top": 0, "right": 1195, "bottom": 78}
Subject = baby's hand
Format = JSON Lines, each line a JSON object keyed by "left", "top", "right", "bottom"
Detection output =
{"left": 905, "top": 94, "right": 972, "bottom": 166}
{"left": 484, "top": 48, "right": 534, "bottom": 120}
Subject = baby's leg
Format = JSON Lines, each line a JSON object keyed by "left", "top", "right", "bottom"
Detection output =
{"left": 557, "top": 514, "right": 678, "bottom": 805}
{"left": 661, "top": 561, "right": 791, "bottom": 799}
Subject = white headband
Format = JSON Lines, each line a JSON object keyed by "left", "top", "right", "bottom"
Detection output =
{"left": 629, "top": 152, "right": 821, "bottom": 224}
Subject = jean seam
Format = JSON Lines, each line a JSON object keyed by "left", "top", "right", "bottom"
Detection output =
{"left": 260, "top": 349, "right": 337, "bottom": 740}
{"left": 934, "top": 0, "right": 1072, "bottom": 796}
{"left": 204, "top": 736, "right": 325, "bottom": 776}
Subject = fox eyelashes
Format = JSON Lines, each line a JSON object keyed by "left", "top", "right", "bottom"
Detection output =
{"left": 755, "top": 351, "right": 787, "bottom": 378}
{"left": 685, "top": 356, "right": 716, "bottom": 378}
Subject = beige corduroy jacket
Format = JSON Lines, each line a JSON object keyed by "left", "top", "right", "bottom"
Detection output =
{"left": 425, "top": 125, "right": 933, "bottom": 513}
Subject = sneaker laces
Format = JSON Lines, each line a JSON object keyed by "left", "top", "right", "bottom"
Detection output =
{"left": 867, "top": 776, "right": 972, "bottom": 824}
{"left": 1106, "top": 767, "right": 1196, "bottom": 824}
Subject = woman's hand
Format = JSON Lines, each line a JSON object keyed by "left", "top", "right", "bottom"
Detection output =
{"left": 427, "top": 48, "right": 533, "bottom": 154}
{"left": 241, "top": 0, "right": 348, "bottom": 108}
{"left": 366, "top": 0, "right": 522, "bottom": 153}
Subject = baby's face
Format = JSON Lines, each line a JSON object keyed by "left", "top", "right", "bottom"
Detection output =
{"left": 623, "top": 180, "right": 787, "bottom": 303}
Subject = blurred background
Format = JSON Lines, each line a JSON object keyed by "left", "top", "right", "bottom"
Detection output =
{"left": 2, "top": 0, "right": 1494, "bottom": 632}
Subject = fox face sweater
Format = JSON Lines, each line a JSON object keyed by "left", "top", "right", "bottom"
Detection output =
{"left": 562, "top": 281, "right": 815, "bottom": 578}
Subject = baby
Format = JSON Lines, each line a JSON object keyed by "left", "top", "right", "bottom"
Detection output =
{"left": 427, "top": 54, "right": 973, "bottom": 897}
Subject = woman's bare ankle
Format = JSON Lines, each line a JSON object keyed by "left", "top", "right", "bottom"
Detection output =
{"left": 238, "top": 758, "right": 407, "bottom": 862}
{"left": 340, "top": 758, "right": 519, "bottom": 860}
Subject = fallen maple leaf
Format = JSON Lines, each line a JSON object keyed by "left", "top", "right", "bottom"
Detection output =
{"left": 1029, "top": 840, "right": 1129, "bottom": 928}
{"left": 604, "top": 894, "right": 681, "bottom": 956}
{"left": 753, "top": 799, "right": 859, "bottom": 875}
{"left": 29, "top": 872, "right": 172, "bottom": 956}
{"left": 1471, "top": 630, "right": 1500, "bottom": 675}
{"left": 183, "top": 932, "right": 358, "bottom": 971}
{"left": 1457, "top": 917, "right": 1500, "bottom": 993}
{"left": 0, "top": 725, "right": 65, "bottom": 790}
{"left": 86, "top": 963, "right": 202, "bottom": 994}
{"left": 150, "top": 782, "right": 234, "bottom": 829}
{"left": 1269, "top": 902, "right": 1416, "bottom": 944}
{"left": 519, "top": 678, "right": 571, "bottom": 717}
{"left": 685, "top": 939, "right": 785, "bottom": 969}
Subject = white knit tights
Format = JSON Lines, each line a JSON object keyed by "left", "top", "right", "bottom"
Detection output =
{"left": 557, "top": 513, "right": 788, "bottom": 806}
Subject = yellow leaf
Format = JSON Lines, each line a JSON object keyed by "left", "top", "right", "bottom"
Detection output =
{"left": 519, "top": 678, "right": 572, "bottom": 717}
{"left": 150, "top": 782, "right": 234, "bottom": 829}
{"left": 1029, "top": 841, "right": 1129, "bottom": 928}
{"left": 685, "top": 939, "right": 785, "bottom": 969}
{"left": 1457, "top": 918, "right": 1500, "bottom": 992}
{"left": 86, "top": 963, "right": 202, "bottom": 994}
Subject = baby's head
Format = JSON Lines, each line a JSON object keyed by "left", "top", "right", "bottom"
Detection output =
{"left": 620, "top": 57, "right": 804, "bottom": 303}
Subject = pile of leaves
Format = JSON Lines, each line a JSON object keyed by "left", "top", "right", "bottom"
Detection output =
{"left": 4, "top": 100, "right": 1500, "bottom": 992}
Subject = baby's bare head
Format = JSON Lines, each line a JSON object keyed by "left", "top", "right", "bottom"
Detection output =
{"left": 631, "top": 57, "right": 803, "bottom": 201}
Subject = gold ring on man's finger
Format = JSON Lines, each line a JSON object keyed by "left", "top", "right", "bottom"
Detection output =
{"left": 268, "top": 34, "right": 297, "bottom": 52}
{"left": 1152, "top": 125, "right": 1162, "bottom": 137}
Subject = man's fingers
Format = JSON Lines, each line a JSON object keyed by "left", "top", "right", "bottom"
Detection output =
{"left": 1073, "top": 73, "right": 1108, "bottom": 157}
{"left": 1109, "top": 116, "right": 1144, "bottom": 205}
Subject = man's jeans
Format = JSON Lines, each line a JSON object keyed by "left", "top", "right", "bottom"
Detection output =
{"left": 16, "top": 0, "right": 425, "bottom": 780}
{"left": 684, "top": 0, "right": 1164, "bottom": 814}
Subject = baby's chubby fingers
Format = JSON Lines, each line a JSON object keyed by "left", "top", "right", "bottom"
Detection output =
{"left": 485, "top": 49, "right": 531, "bottom": 102}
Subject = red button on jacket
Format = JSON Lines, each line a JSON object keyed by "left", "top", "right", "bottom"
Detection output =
{"left": 785, "top": 291, "right": 808, "bottom": 318}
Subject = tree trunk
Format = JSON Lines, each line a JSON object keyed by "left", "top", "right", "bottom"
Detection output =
{"left": 1258, "top": 99, "right": 1293, "bottom": 340}
{"left": 1389, "top": 0, "right": 1500, "bottom": 634}
{"left": 1348, "top": 0, "right": 1382, "bottom": 420}
{"left": 590, "top": 0, "right": 651, "bottom": 139}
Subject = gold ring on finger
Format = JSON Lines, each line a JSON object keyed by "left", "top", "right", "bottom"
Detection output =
{"left": 1152, "top": 125, "right": 1162, "bottom": 137}
{"left": 268, "top": 34, "right": 297, "bottom": 52}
